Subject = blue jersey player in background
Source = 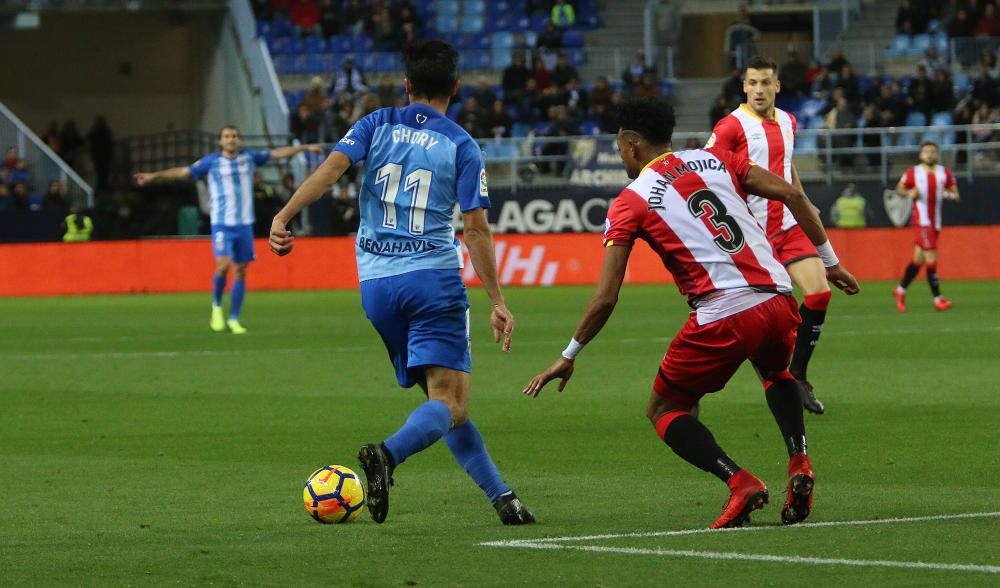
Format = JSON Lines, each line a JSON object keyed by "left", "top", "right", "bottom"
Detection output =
{"left": 269, "top": 40, "right": 534, "bottom": 525}
{"left": 134, "top": 127, "right": 322, "bottom": 334}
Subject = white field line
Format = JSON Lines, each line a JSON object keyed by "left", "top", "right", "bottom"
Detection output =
{"left": 486, "top": 542, "right": 1000, "bottom": 575}
{"left": 481, "top": 511, "right": 1000, "bottom": 546}
{"left": 480, "top": 511, "right": 1000, "bottom": 575}
{"left": 4, "top": 325, "right": 998, "bottom": 361}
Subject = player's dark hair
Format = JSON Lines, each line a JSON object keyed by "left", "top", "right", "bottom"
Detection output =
{"left": 745, "top": 55, "right": 779, "bottom": 75}
{"left": 219, "top": 125, "right": 241, "bottom": 138}
{"left": 618, "top": 96, "right": 676, "bottom": 146}
{"left": 404, "top": 40, "right": 459, "bottom": 100}
{"left": 920, "top": 140, "right": 939, "bottom": 149}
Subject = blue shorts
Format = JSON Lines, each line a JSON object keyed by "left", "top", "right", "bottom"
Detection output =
{"left": 211, "top": 224, "right": 255, "bottom": 264}
{"left": 360, "top": 268, "right": 471, "bottom": 388}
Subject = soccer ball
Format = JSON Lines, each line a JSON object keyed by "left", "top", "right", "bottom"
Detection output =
{"left": 303, "top": 465, "right": 366, "bottom": 524}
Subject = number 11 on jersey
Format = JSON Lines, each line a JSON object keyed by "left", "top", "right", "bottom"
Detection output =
{"left": 374, "top": 163, "right": 433, "bottom": 236}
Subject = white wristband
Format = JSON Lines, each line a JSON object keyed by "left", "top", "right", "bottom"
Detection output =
{"left": 815, "top": 241, "right": 840, "bottom": 268}
{"left": 562, "top": 338, "right": 584, "bottom": 360}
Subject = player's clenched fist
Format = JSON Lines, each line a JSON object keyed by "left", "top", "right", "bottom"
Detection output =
{"left": 269, "top": 218, "right": 294, "bottom": 256}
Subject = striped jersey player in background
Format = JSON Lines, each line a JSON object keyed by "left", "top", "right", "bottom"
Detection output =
{"left": 133, "top": 127, "right": 322, "bottom": 334}
{"left": 524, "top": 96, "right": 859, "bottom": 529}
{"left": 893, "top": 141, "right": 959, "bottom": 312}
{"left": 269, "top": 40, "right": 534, "bottom": 526}
{"left": 707, "top": 56, "right": 840, "bottom": 415}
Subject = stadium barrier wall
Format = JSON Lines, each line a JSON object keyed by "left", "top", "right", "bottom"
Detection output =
{"left": 2, "top": 227, "right": 999, "bottom": 296}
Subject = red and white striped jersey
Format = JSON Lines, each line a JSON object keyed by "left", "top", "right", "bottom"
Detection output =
{"left": 603, "top": 147, "right": 792, "bottom": 310}
{"left": 707, "top": 104, "right": 798, "bottom": 239}
{"left": 900, "top": 164, "right": 955, "bottom": 230}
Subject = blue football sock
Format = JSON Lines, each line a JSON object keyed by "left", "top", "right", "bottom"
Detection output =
{"left": 229, "top": 279, "right": 246, "bottom": 320}
{"left": 444, "top": 418, "right": 510, "bottom": 502}
{"left": 383, "top": 400, "right": 451, "bottom": 466}
{"left": 212, "top": 273, "right": 227, "bottom": 307}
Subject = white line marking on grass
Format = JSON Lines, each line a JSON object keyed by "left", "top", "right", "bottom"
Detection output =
{"left": 481, "top": 512, "right": 1000, "bottom": 574}
{"left": 486, "top": 542, "right": 1000, "bottom": 575}
{"left": 482, "top": 511, "right": 1000, "bottom": 545}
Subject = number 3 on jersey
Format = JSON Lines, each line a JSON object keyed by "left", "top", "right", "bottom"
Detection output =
{"left": 374, "top": 163, "right": 433, "bottom": 236}
{"left": 687, "top": 189, "right": 745, "bottom": 254}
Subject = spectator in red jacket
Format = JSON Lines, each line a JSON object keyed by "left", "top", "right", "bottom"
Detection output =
{"left": 290, "top": 0, "right": 321, "bottom": 36}
{"left": 974, "top": 3, "right": 1000, "bottom": 37}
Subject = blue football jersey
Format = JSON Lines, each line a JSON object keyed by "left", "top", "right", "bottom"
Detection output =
{"left": 189, "top": 149, "right": 271, "bottom": 227}
{"left": 333, "top": 103, "right": 491, "bottom": 281}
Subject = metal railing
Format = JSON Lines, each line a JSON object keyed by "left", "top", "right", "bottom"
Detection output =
{"left": 472, "top": 123, "right": 1000, "bottom": 192}
{"left": 0, "top": 101, "right": 94, "bottom": 207}
{"left": 230, "top": 0, "right": 289, "bottom": 138}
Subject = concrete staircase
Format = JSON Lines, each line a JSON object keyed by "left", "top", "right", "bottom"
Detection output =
{"left": 578, "top": 0, "right": 647, "bottom": 82}
{"left": 826, "top": 0, "right": 916, "bottom": 76}
{"left": 672, "top": 78, "right": 726, "bottom": 134}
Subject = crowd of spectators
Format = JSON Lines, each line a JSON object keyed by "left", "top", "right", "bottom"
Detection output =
{"left": 253, "top": 0, "right": 421, "bottom": 52}
{"left": 0, "top": 147, "right": 73, "bottom": 214}
{"left": 896, "top": 0, "right": 1000, "bottom": 37}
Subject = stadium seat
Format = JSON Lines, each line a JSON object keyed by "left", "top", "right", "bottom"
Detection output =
{"left": 491, "top": 31, "right": 514, "bottom": 50}
{"left": 659, "top": 81, "right": 673, "bottom": 98}
{"left": 911, "top": 34, "right": 932, "bottom": 55}
{"left": 953, "top": 71, "right": 970, "bottom": 94}
{"left": 530, "top": 13, "right": 549, "bottom": 31}
{"left": 462, "top": 0, "right": 486, "bottom": 16}
{"left": 355, "top": 35, "right": 374, "bottom": 53}
{"left": 580, "top": 120, "right": 599, "bottom": 135}
{"left": 269, "top": 36, "right": 292, "bottom": 55}
{"left": 466, "top": 33, "right": 491, "bottom": 51}
{"left": 256, "top": 20, "right": 271, "bottom": 38}
{"left": 491, "top": 48, "right": 513, "bottom": 68}
{"left": 272, "top": 54, "right": 292, "bottom": 74}
{"left": 887, "top": 35, "right": 910, "bottom": 57}
{"left": 436, "top": 15, "right": 460, "bottom": 33}
{"left": 304, "top": 35, "right": 327, "bottom": 53}
{"left": 303, "top": 53, "right": 323, "bottom": 73}
{"left": 567, "top": 48, "right": 586, "bottom": 67}
{"left": 461, "top": 50, "right": 492, "bottom": 69}
{"left": 289, "top": 36, "right": 306, "bottom": 55}
{"left": 934, "top": 31, "right": 949, "bottom": 52}
{"left": 927, "top": 19, "right": 941, "bottom": 33}
{"left": 437, "top": 0, "right": 460, "bottom": 13}
{"left": 414, "top": 0, "right": 436, "bottom": 16}
{"left": 461, "top": 15, "right": 485, "bottom": 33}
{"left": 562, "top": 30, "right": 585, "bottom": 48}
{"left": 898, "top": 112, "right": 927, "bottom": 146}
{"left": 928, "top": 112, "right": 956, "bottom": 145}
{"left": 511, "top": 122, "right": 531, "bottom": 138}
{"left": 271, "top": 18, "right": 293, "bottom": 37}
{"left": 331, "top": 35, "right": 354, "bottom": 53}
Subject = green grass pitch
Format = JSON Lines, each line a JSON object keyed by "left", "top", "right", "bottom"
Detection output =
{"left": 2, "top": 281, "right": 999, "bottom": 586}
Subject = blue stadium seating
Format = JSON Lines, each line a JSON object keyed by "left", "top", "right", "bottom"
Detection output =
{"left": 927, "top": 112, "right": 956, "bottom": 145}
{"left": 271, "top": 18, "right": 293, "bottom": 37}
{"left": 465, "top": 33, "right": 491, "bottom": 51}
{"left": 437, "top": 0, "right": 460, "bottom": 15}
{"left": 899, "top": 112, "right": 928, "bottom": 146}
{"left": 436, "top": 15, "right": 460, "bottom": 33}
{"left": 953, "top": 71, "right": 970, "bottom": 94}
{"left": 303, "top": 35, "right": 327, "bottom": 53}
{"left": 911, "top": 34, "right": 932, "bottom": 54}
{"left": 530, "top": 13, "right": 549, "bottom": 31}
{"left": 461, "top": 16, "right": 485, "bottom": 33}
{"left": 562, "top": 30, "right": 585, "bottom": 48}
{"left": 566, "top": 48, "right": 586, "bottom": 67}
{"left": 579, "top": 120, "right": 599, "bottom": 135}
{"left": 462, "top": 0, "right": 486, "bottom": 16}
{"left": 492, "top": 48, "right": 513, "bottom": 68}
{"left": 491, "top": 31, "right": 514, "bottom": 50}
{"left": 887, "top": 35, "right": 910, "bottom": 57}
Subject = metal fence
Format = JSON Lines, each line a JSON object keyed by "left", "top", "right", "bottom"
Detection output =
{"left": 0, "top": 101, "right": 94, "bottom": 207}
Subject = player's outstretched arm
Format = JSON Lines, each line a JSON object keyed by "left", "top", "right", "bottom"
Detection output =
{"left": 523, "top": 244, "right": 630, "bottom": 397}
{"left": 743, "top": 165, "right": 860, "bottom": 295}
{"left": 269, "top": 151, "right": 351, "bottom": 256}
{"left": 269, "top": 144, "right": 325, "bottom": 160}
{"left": 463, "top": 208, "right": 514, "bottom": 352}
{"left": 133, "top": 166, "right": 191, "bottom": 186}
